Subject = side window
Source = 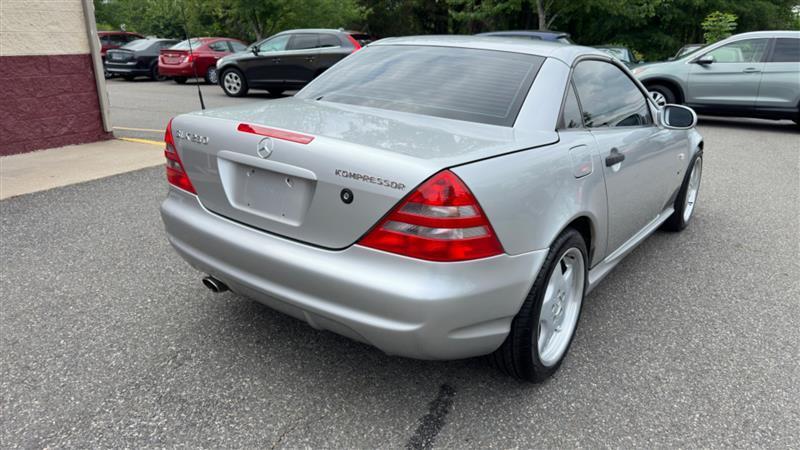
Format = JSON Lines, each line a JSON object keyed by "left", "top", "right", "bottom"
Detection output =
{"left": 572, "top": 60, "right": 652, "bottom": 128}
{"left": 769, "top": 38, "right": 800, "bottom": 63}
{"left": 229, "top": 41, "right": 248, "bottom": 52}
{"left": 705, "top": 39, "right": 768, "bottom": 63}
{"left": 288, "top": 34, "right": 318, "bottom": 51}
{"left": 558, "top": 82, "right": 583, "bottom": 129}
{"left": 319, "top": 34, "right": 340, "bottom": 48}
{"left": 258, "top": 35, "right": 290, "bottom": 53}
{"left": 208, "top": 41, "right": 228, "bottom": 52}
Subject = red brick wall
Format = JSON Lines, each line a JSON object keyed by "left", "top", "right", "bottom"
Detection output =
{"left": 0, "top": 54, "right": 111, "bottom": 156}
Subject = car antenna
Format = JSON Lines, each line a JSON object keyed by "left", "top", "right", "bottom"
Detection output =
{"left": 180, "top": 5, "right": 205, "bottom": 110}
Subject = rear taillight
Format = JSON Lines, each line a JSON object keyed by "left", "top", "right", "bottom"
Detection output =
{"left": 358, "top": 170, "right": 504, "bottom": 262}
{"left": 345, "top": 34, "right": 362, "bottom": 52}
{"left": 164, "top": 118, "right": 196, "bottom": 194}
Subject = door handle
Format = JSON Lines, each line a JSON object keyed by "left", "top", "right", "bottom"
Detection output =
{"left": 742, "top": 67, "right": 760, "bottom": 73}
{"left": 605, "top": 148, "right": 625, "bottom": 167}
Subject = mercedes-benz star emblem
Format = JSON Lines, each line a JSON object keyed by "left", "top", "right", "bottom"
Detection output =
{"left": 257, "top": 137, "right": 274, "bottom": 159}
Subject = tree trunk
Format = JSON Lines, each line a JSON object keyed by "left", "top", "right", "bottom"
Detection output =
{"left": 536, "top": 0, "right": 547, "bottom": 30}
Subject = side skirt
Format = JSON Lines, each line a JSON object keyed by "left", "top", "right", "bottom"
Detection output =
{"left": 586, "top": 205, "right": 675, "bottom": 294}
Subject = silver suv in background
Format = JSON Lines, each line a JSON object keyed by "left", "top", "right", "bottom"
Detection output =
{"left": 633, "top": 31, "right": 800, "bottom": 125}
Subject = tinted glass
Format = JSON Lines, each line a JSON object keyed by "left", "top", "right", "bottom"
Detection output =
{"left": 258, "top": 35, "right": 289, "bottom": 52}
{"left": 122, "top": 39, "right": 153, "bottom": 51}
{"left": 349, "top": 33, "right": 373, "bottom": 45}
{"left": 109, "top": 35, "right": 128, "bottom": 46}
{"left": 229, "top": 41, "right": 248, "bottom": 52}
{"left": 769, "top": 38, "right": 800, "bottom": 63}
{"left": 319, "top": 34, "right": 340, "bottom": 48}
{"left": 171, "top": 38, "right": 202, "bottom": 50}
{"left": 706, "top": 39, "right": 768, "bottom": 63}
{"left": 208, "top": 41, "right": 229, "bottom": 52}
{"left": 158, "top": 41, "right": 177, "bottom": 49}
{"left": 559, "top": 83, "right": 583, "bottom": 129}
{"left": 572, "top": 60, "right": 652, "bottom": 128}
{"left": 289, "top": 34, "right": 318, "bottom": 50}
{"left": 298, "top": 45, "right": 543, "bottom": 126}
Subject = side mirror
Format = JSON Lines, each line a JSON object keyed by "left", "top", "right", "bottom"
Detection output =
{"left": 695, "top": 55, "right": 714, "bottom": 65}
{"left": 251, "top": 47, "right": 259, "bottom": 56}
{"left": 661, "top": 104, "right": 697, "bottom": 129}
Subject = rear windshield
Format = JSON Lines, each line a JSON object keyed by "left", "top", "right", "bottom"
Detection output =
{"left": 170, "top": 38, "right": 203, "bottom": 50}
{"left": 122, "top": 39, "right": 153, "bottom": 51}
{"left": 296, "top": 45, "right": 544, "bottom": 126}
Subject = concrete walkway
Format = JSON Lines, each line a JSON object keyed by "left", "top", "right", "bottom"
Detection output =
{"left": 0, "top": 139, "right": 163, "bottom": 200}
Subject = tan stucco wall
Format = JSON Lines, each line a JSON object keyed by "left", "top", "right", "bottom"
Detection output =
{"left": 0, "top": 0, "right": 91, "bottom": 56}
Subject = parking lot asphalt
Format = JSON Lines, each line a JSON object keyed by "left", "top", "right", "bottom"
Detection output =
{"left": 107, "top": 78, "right": 288, "bottom": 140}
{"left": 2, "top": 80, "right": 799, "bottom": 447}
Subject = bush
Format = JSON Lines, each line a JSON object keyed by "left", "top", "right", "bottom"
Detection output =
{"left": 702, "top": 11, "right": 738, "bottom": 44}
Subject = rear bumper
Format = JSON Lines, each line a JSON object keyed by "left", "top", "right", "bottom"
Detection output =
{"left": 105, "top": 62, "right": 148, "bottom": 75}
{"left": 160, "top": 188, "right": 547, "bottom": 360}
{"left": 158, "top": 62, "right": 194, "bottom": 77}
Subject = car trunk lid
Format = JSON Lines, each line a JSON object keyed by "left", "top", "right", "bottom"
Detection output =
{"left": 160, "top": 49, "right": 188, "bottom": 65}
{"left": 106, "top": 49, "right": 134, "bottom": 62}
{"left": 171, "top": 98, "right": 557, "bottom": 249}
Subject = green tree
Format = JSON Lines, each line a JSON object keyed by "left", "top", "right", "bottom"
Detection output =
{"left": 701, "top": 11, "right": 738, "bottom": 43}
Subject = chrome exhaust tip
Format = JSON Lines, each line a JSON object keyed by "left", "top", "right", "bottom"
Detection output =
{"left": 202, "top": 276, "right": 228, "bottom": 293}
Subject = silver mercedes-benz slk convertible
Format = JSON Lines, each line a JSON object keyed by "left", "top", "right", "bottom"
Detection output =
{"left": 161, "top": 36, "right": 703, "bottom": 381}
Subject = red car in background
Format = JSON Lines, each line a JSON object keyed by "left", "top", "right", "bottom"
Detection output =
{"left": 159, "top": 38, "right": 248, "bottom": 84}
{"left": 99, "top": 31, "right": 145, "bottom": 78}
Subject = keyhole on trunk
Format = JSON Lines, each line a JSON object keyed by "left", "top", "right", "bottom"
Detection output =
{"left": 285, "top": 177, "right": 293, "bottom": 188}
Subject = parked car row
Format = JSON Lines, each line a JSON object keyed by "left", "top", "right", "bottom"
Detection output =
{"left": 104, "top": 28, "right": 798, "bottom": 125}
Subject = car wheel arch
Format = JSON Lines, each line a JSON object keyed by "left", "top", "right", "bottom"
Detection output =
{"left": 644, "top": 78, "right": 685, "bottom": 104}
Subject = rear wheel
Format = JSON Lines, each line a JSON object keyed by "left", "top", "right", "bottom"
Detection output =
{"left": 173, "top": 77, "right": 187, "bottom": 84}
{"left": 648, "top": 84, "right": 677, "bottom": 106}
{"left": 491, "top": 228, "right": 587, "bottom": 382}
{"left": 662, "top": 151, "right": 703, "bottom": 231}
{"left": 150, "top": 64, "right": 166, "bottom": 81}
{"left": 221, "top": 68, "right": 248, "bottom": 97}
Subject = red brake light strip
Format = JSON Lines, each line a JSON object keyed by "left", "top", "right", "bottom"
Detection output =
{"left": 237, "top": 123, "right": 314, "bottom": 144}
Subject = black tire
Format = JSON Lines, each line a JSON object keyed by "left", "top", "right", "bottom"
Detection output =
{"left": 662, "top": 151, "right": 703, "bottom": 231}
{"left": 173, "top": 77, "right": 187, "bottom": 84}
{"left": 150, "top": 64, "right": 166, "bottom": 81}
{"left": 648, "top": 84, "right": 677, "bottom": 104}
{"left": 123, "top": 75, "right": 135, "bottom": 81}
{"left": 204, "top": 67, "right": 218, "bottom": 85}
{"left": 491, "top": 228, "right": 588, "bottom": 382}
{"left": 220, "top": 68, "right": 248, "bottom": 97}
{"left": 268, "top": 89, "right": 284, "bottom": 97}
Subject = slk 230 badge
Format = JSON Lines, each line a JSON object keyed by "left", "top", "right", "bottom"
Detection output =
{"left": 175, "top": 130, "right": 209, "bottom": 145}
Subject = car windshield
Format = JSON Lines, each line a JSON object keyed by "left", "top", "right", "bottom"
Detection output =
{"left": 171, "top": 38, "right": 203, "bottom": 50}
{"left": 598, "top": 48, "right": 630, "bottom": 62}
{"left": 677, "top": 45, "right": 704, "bottom": 58}
{"left": 297, "top": 45, "right": 544, "bottom": 126}
{"left": 122, "top": 39, "right": 154, "bottom": 51}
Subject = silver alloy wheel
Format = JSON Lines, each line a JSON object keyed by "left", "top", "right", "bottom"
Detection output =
{"left": 650, "top": 90, "right": 667, "bottom": 107}
{"left": 207, "top": 68, "right": 218, "bottom": 84}
{"left": 537, "top": 247, "right": 585, "bottom": 367}
{"left": 683, "top": 156, "right": 702, "bottom": 222}
{"left": 223, "top": 71, "right": 241, "bottom": 94}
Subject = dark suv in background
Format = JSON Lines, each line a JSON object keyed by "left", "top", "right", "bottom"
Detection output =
{"left": 216, "top": 29, "right": 371, "bottom": 97}
{"left": 105, "top": 38, "right": 179, "bottom": 81}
